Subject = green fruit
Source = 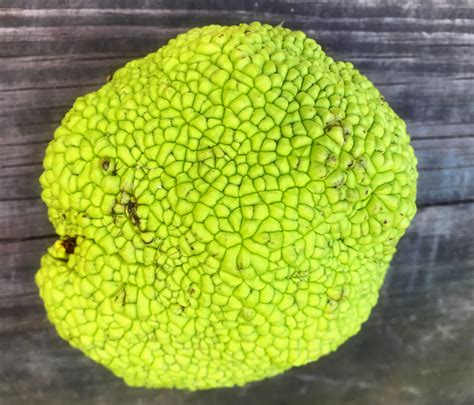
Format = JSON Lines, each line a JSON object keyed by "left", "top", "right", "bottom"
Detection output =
{"left": 36, "top": 22, "right": 418, "bottom": 390}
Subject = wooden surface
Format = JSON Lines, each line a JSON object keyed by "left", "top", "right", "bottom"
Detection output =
{"left": 1, "top": 1, "right": 473, "bottom": 404}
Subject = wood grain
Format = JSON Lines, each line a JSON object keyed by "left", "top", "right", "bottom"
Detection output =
{"left": 0, "top": 1, "right": 473, "bottom": 404}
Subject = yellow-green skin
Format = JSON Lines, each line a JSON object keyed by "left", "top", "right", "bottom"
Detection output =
{"left": 36, "top": 22, "right": 417, "bottom": 390}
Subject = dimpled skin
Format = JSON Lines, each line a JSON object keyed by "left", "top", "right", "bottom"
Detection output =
{"left": 36, "top": 22, "right": 417, "bottom": 390}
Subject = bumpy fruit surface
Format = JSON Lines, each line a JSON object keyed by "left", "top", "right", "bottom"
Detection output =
{"left": 37, "top": 22, "right": 417, "bottom": 390}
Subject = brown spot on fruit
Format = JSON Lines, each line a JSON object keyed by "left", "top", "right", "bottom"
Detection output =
{"left": 101, "top": 159, "right": 110, "bottom": 171}
{"left": 61, "top": 237, "right": 77, "bottom": 254}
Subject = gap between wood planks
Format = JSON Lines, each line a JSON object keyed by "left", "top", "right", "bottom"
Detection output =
{"left": 0, "top": 200, "right": 472, "bottom": 244}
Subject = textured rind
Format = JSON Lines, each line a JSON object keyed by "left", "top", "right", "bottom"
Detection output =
{"left": 36, "top": 22, "right": 418, "bottom": 390}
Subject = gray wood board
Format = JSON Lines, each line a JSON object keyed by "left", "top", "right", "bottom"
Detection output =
{"left": 0, "top": 1, "right": 473, "bottom": 404}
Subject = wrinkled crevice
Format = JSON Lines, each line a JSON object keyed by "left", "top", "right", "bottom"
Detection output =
{"left": 60, "top": 236, "right": 77, "bottom": 254}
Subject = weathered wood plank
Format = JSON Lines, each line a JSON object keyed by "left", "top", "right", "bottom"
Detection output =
{"left": 1, "top": 137, "right": 472, "bottom": 208}
{"left": 0, "top": 164, "right": 43, "bottom": 201}
{"left": 0, "top": 4, "right": 473, "bottom": 142}
{"left": 1, "top": 203, "right": 472, "bottom": 404}
{"left": 2, "top": 67, "right": 472, "bottom": 141}
{"left": 0, "top": 199, "right": 52, "bottom": 241}
{"left": 386, "top": 202, "right": 474, "bottom": 292}
{"left": 1, "top": 0, "right": 474, "bottom": 16}
{"left": 0, "top": 236, "right": 54, "bottom": 300}
{"left": 413, "top": 137, "right": 474, "bottom": 206}
{"left": 2, "top": 203, "right": 471, "bottom": 301}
